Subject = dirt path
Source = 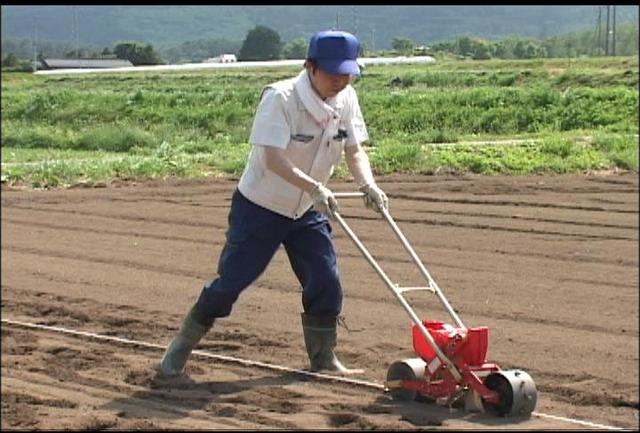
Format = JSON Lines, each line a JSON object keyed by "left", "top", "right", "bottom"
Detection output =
{"left": 2, "top": 173, "right": 638, "bottom": 430}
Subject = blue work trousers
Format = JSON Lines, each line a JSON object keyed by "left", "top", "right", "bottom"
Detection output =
{"left": 194, "top": 189, "right": 343, "bottom": 324}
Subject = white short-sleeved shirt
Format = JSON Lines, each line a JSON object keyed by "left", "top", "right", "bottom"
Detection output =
{"left": 237, "top": 73, "right": 369, "bottom": 219}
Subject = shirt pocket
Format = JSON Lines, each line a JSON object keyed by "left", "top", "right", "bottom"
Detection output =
{"left": 290, "top": 133, "right": 315, "bottom": 143}
{"left": 289, "top": 132, "right": 320, "bottom": 157}
{"left": 327, "top": 128, "right": 347, "bottom": 160}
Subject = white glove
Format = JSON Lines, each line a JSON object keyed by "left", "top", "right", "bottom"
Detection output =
{"left": 310, "top": 183, "right": 339, "bottom": 219}
{"left": 359, "top": 183, "right": 389, "bottom": 213}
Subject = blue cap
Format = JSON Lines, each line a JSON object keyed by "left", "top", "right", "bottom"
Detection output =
{"left": 307, "top": 30, "right": 361, "bottom": 76}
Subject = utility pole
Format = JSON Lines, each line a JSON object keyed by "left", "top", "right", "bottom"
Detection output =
{"left": 370, "top": 27, "right": 375, "bottom": 53}
{"left": 596, "top": 6, "right": 602, "bottom": 56}
{"left": 352, "top": 5, "right": 357, "bottom": 36}
{"left": 612, "top": 5, "right": 616, "bottom": 56}
{"left": 335, "top": 13, "right": 339, "bottom": 30}
{"left": 32, "top": 18, "right": 38, "bottom": 72}
{"left": 74, "top": 6, "right": 80, "bottom": 57}
{"left": 605, "top": 5, "right": 610, "bottom": 56}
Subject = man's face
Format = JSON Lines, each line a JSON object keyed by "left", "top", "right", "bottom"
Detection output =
{"left": 309, "top": 66, "right": 353, "bottom": 99}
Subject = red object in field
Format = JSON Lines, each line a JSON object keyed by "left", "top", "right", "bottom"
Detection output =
{"left": 412, "top": 320, "right": 489, "bottom": 367}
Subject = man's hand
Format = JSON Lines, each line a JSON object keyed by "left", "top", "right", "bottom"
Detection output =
{"left": 310, "top": 184, "right": 339, "bottom": 219}
{"left": 359, "top": 183, "right": 389, "bottom": 213}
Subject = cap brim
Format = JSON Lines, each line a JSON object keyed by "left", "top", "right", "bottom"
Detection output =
{"left": 317, "top": 59, "right": 361, "bottom": 76}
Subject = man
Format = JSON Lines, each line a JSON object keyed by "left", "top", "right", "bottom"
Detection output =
{"left": 159, "top": 30, "right": 388, "bottom": 377}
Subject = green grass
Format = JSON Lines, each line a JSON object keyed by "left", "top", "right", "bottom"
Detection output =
{"left": 421, "top": 133, "right": 637, "bottom": 175}
{"left": 1, "top": 145, "right": 251, "bottom": 188}
{"left": 1, "top": 56, "right": 638, "bottom": 188}
{"left": 1, "top": 147, "right": 123, "bottom": 163}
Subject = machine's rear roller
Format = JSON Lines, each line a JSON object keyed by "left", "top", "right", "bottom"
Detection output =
{"left": 385, "top": 358, "right": 426, "bottom": 401}
{"left": 482, "top": 369, "right": 537, "bottom": 417}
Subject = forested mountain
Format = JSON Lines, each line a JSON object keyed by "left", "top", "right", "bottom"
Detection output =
{"left": 2, "top": 5, "right": 638, "bottom": 51}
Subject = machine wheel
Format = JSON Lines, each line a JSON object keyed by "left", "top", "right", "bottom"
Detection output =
{"left": 386, "top": 358, "right": 425, "bottom": 402}
{"left": 482, "top": 370, "right": 537, "bottom": 417}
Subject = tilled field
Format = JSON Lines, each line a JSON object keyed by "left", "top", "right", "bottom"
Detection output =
{"left": 2, "top": 173, "right": 638, "bottom": 430}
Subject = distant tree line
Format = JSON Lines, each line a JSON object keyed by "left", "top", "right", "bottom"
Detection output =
{"left": 1, "top": 26, "right": 304, "bottom": 68}
{"left": 1, "top": 38, "right": 164, "bottom": 67}
{"left": 3, "top": 22, "right": 638, "bottom": 70}
{"left": 162, "top": 38, "right": 242, "bottom": 63}
{"left": 429, "top": 22, "right": 639, "bottom": 59}
{"left": 1, "top": 38, "right": 118, "bottom": 62}
{"left": 1, "top": 52, "right": 32, "bottom": 72}
{"left": 111, "top": 41, "right": 164, "bottom": 65}
{"left": 232, "top": 23, "right": 639, "bottom": 61}
{"left": 430, "top": 36, "right": 547, "bottom": 60}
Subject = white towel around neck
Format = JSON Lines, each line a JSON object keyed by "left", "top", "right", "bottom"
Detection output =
{"left": 294, "top": 70, "right": 338, "bottom": 129}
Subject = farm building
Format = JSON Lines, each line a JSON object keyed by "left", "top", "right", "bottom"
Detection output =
{"left": 39, "top": 58, "right": 134, "bottom": 70}
{"left": 204, "top": 54, "right": 237, "bottom": 63}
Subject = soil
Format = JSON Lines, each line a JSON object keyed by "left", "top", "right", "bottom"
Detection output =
{"left": 2, "top": 172, "right": 638, "bottom": 430}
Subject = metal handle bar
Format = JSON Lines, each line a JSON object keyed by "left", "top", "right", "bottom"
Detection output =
{"left": 379, "top": 206, "right": 465, "bottom": 329}
{"left": 332, "top": 192, "right": 464, "bottom": 381}
{"left": 333, "top": 192, "right": 465, "bottom": 328}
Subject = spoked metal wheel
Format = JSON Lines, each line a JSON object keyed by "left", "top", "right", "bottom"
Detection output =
{"left": 482, "top": 370, "right": 537, "bottom": 417}
{"left": 385, "top": 358, "right": 426, "bottom": 402}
